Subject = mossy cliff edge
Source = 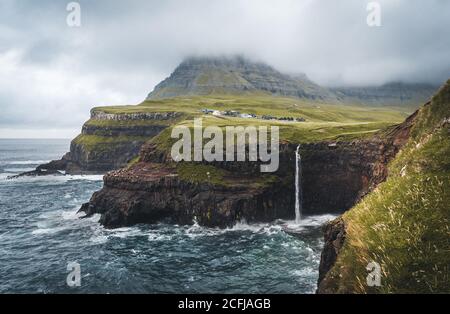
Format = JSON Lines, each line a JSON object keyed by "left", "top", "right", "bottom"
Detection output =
{"left": 317, "top": 80, "right": 450, "bottom": 294}
{"left": 78, "top": 103, "right": 414, "bottom": 228}
{"left": 27, "top": 109, "right": 181, "bottom": 175}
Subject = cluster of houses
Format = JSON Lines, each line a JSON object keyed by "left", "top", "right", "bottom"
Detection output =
{"left": 201, "top": 109, "right": 257, "bottom": 119}
{"left": 201, "top": 108, "right": 305, "bottom": 122}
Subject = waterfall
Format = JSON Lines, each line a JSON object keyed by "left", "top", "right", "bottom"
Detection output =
{"left": 295, "top": 145, "right": 302, "bottom": 224}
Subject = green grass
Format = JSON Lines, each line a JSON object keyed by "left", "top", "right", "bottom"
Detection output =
{"left": 176, "top": 162, "right": 279, "bottom": 188}
{"left": 322, "top": 80, "right": 450, "bottom": 293}
{"left": 73, "top": 134, "right": 150, "bottom": 153}
{"left": 80, "top": 93, "right": 411, "bottom": 184}
{"left": 84, "top": 118, "right": 179, "bottom": 128}
{"left": 87, "top": 94, "right": 408, "bottom": 149}
{"left": 92, "top": 94, "right": 407, "bottom": 123}
{"left": 176, "top": 163, "right": 229, "bottom": 186}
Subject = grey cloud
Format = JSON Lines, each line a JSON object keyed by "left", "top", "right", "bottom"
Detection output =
{"left": 0, "top": 0, "right": 449, "bottom": 137}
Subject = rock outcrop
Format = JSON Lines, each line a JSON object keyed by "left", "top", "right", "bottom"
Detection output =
{"left": 316, "top": 80, "right": 449, "bottom": 294}
{"left": 17, "top": 110, "right": 178, "bottom": 177}
{"left": 317, "top": 217, "right": 346, "bottom": 293}
{"left": 79, "top": 110, "right": 414, "bottom": 228}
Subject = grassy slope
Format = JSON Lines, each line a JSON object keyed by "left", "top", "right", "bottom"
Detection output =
{"left": 322, "top": 80, "right": 450, "bottom": 293}
{"left": 96, "top": 94, "right": 408, "bottom": 122}
{"left": 78, "top": 94, "right": 410, "bottom": 176}
{"left": 92, "top": 94, "right": 408, "bottom": 146}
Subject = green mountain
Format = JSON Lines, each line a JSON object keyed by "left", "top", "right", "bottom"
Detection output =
{"left": 146, "top": 56, "right": 337, "bottom": 101}
{"left": 147, "top": 56, "right": 438, "bottom": 110}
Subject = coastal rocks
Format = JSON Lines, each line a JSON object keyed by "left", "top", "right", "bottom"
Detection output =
{"left": 80, "top": 162, "right": 294, "bottom": 228}
{"left": 316, "top": 217, "right": 346, "bottom": 293}
{"left": 316, "top": 107, "right": 420, "bottom": 293}
{"left": 80, "top": 116, "right": 412, "bottom": 228}
{"left": 67, "top": 137, "right": 147, "bottom": 173}
{"left": 16, "top": 110, "right": 177, "bottom": 177}
{"left": 300, "top": 135, "right": 407, "bottom": 214}
{"left": 79, "top": 96, "right": 418, "bottom": 229}
{"left": 7, "top": 168, "right": 64, "bottom": 179}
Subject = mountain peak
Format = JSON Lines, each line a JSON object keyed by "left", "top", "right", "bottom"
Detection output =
{"left": 146, "top": 56, "right": 336, "bottom": 101}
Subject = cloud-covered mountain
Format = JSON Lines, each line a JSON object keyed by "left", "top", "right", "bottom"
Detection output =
{"left": 147, "top": 56, "right": 337, "bottom": 101}
{"left": 147, "top": 56, "right": 439, "bottom": 108}
{"left": 332, "top": 82, "right": 439, "bottom": 108}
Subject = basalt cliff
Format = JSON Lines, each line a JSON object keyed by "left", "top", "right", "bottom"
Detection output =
{"left": 79, "top": 110, "right": 415, "bottom": 228}
{"left": 13, "top": 109, "right": 180, "bottom": 177}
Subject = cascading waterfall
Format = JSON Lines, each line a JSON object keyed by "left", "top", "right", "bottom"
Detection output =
{"left": 295, "top": 145, "right": 302, "bottom": 224}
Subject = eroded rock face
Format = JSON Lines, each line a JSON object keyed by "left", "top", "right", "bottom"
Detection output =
{"left": 316, "top": 109, "right": 419, "bottom": 293}
{"left": 66, "top": 140, "right": 142, "bottom": 173}
{"left": 80, "top": 112, "right": 415, "bottom": 228}
{"left": 17, "top": 112, "right": 175, "bottom": 176}
{"left": 80, "top": 162, "right": 294, "bottom": 228}
{"left": 317, "top": 217, "right": 346, "bottom": 294}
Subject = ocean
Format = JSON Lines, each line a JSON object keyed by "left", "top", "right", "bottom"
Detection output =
{"left": 0, "top": 139, "right": 334, "bottom": 293}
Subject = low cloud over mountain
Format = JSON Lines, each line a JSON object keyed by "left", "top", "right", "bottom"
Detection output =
{"left": 0, "top": 0, "right": 449, "bottom": 137}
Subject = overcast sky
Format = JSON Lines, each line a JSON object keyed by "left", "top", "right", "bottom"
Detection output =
{"left": 1, "top": 0, "right": 449, "bottom": 138}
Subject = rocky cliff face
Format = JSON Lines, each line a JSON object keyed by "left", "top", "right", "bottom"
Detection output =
{"left": 317, "top": 217, "right": 346, "bottom": 292}
{"left": 316, "top": 80, "right": 449, "bottom": 294}
{"left": 147, "top": 56, "right": 337, "bottom": 101}
{"left": 26, "top": 110, "right": 177, "bottom": 175}
{"left": 316, "top": 109, "right": 418, "bottom": 293}
{"left": 80, "top": 143, "right": 295, "bottom": 227}
{"left": 79, "top": 113, "right": 413, "bottom": 228}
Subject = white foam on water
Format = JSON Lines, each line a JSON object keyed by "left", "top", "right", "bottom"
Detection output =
{"left": 182, "top": 219, "right": 285, "bottom": 239}
{"left": 67, "top": 175, "right": 104, "bottom": 181}
{"left": 291, "top": 267, "right": 317, "bottom": 277}
{"left": 148, "top": 233, "right": 172, "bottom": 242}
{"left": 282, "top": 214, "right": 337, "bottom": 232}
{"left": 184, "top": 221, "right": 219, "bottom": 238}
{"left": 4, "top": 168, "right": 35, "bottom": 172}
{"left": 61, "top": 210, "right": 82, "bottom": 220}
{"left": 5, "top": 174, "right": 103, "bottom": 184}
{"left": 0, "top": 173, "right": 14, "bottom": 180}
{"left": 89, "top": 232, "right": 108, "bottom": 245}
{"left": 32, "top": 226, "right": 67, "bottom": 235}
{"left": 0, "top": 160, "right": 50, "bottom": 166}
